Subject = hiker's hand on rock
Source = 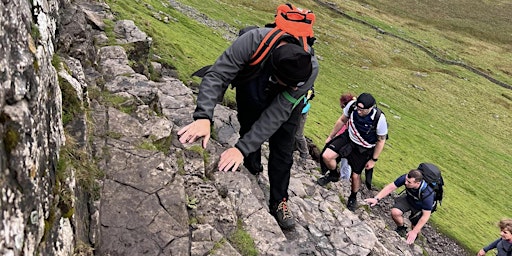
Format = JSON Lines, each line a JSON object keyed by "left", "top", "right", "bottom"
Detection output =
{"left": 218, "top": 147, "right": 243, "bottom": 172}
{"left": 178, "top": 119, "right": 211, "bottom": 148}
{"left": 406, "top": 230, "right": 418, "bottom": 244}
{"left": 364, "top": 198, "right": 378, "bottom": 207}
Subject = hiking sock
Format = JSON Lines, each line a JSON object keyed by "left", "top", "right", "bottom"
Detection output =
{"left": 320, "top": 159, "right": 330, "bottom": 175}
{"left": 328, "top": 168, "right": 340, "bottom": 178}
{"left": 349, "top": 192, "right": 357, "bottom": 200}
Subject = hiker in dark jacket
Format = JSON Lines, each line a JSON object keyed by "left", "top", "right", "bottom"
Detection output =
{"left": 317, "top": 93, "right": 388, "bottom": 211}
{"left": 364, "top": 169, "right": 435, "bottom": 244}
{"left": 178, "top": 27, "right": 319, "bottom": 230}
{"left": 477, "top": 219, "right": 512, "bottom": 256}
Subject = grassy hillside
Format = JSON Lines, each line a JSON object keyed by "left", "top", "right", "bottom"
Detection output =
{"left": 104, "top": 0, "right": 512, "bottom": 253}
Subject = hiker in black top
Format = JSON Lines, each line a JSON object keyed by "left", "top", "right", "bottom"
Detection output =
{"left": 178, "top": 26, "right": 319, "bottom": 230}
{"left": 317, "top": 93, "right": 388, "bottom": 211}
{"left": 364, "top": 169, "right": 435, "bottom": 244}
{"left": 478, "top": 219, "right": 512, "bottom": 256}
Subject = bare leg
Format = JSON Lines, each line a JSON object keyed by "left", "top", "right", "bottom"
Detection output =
{"left": 391, "top": 208, "right": 404, "bottom": 226}
{"left": 351, "top": 172, "right": 361, "bottom": 193}
{"left": 322, "top": 148, "right": 339, "bottom": 170}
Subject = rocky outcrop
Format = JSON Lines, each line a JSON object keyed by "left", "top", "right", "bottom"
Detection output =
{"left": 0, "top": 1, "right": 470, "bottom": 255}
{"left": 0, "top": 0, "right": 71, "bottom": 255}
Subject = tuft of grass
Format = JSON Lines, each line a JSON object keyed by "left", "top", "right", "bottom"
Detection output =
{"left": 209, "top": 238, "right": 227, "bottom": 255}
{"left": 100, "top": 91, "right": 136, "bottom": 114}
{"left": 59, "top": 134, "right": 105, "bottom": 201}
{"left": 101, "top": 19, "right": 118, "bottom": 46}
{"left": 188, "top": 145, "right": 204, "bottom": 155}
{"left": 150, "top": 135, "right": 172, "bottom": 155}
{"left": 138, "top": 141, "right": 158, "bottom": 151}
{"left": 3, "top": 128, "right": 20, "bottom": 154}
{"left": 186, "top": 194, "right": 199, "bottom": 209}
{"left": 74, "top": 241, "right": 94, "bottom": 256}
{"left": 229, "top": 219, "right": 258, "bottom": 256}
{"left": 59, "top": 76, "right": 84, "bottom": 126}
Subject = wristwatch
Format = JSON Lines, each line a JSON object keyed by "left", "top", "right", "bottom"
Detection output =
{"left": 374, "top": 197, "right": 380, "bottom": 202}
{"left": 371, "top": 157, "right": 378, "bottom": 162}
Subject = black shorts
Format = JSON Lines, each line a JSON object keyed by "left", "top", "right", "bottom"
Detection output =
{"left": 393, "top": 195, "right": 422, "bottom": 225}
{"left": 324, "top": 131, "right": 374, "bottom": 175}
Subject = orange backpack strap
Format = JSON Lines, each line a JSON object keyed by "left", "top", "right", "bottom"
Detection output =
{"left": 298, "top": 36, "right": 309, "bottom": 52}
{"left": 249, "top": 27, "right": 286, "bottom": 66}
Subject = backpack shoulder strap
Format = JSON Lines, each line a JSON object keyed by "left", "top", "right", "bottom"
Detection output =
{"left": 249, "top": 27, "right": 287, "bottom": 66}
{"left": 372, "top": 108, "right": 382, "bottom": 128}
{"left": 282, "top": 91, "right": 306, "bottom": 110}
{"left": 348, "top": 101, "right": 357, "bottom": 117}
{"left": 418, "top": 180, "right": 427, "bottom": 199}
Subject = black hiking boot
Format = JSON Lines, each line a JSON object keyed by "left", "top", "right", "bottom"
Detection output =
{"left": 270, "top": 198, "right": 295, "bottom": 230}
{"left": 317, "top": 171, "right": 340, "bottom": 186}
{"left": 346, "top": 197, "right": 357, "bottom": 211}
{"left": 395, "top": 225, "right": 408, "bottom": 237}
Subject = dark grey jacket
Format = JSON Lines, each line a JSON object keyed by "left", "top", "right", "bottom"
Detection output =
{"left": 193, "top": 27, "right": 319, "bottom": 157}
{"left": 483, "top": 238, "right": 512, "bottom": 256}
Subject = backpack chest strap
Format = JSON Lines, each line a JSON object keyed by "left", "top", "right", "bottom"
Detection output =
{"left": 282, "top": 91, "right": 306, "bottom": 110}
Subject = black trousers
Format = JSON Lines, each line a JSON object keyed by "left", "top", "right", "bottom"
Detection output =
{"left": 236, "top": 84, "right": 302, "bottom": 207}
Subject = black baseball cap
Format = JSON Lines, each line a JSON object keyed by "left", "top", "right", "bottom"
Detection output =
{"left": 356, "top": 93, "right": 376, "bottom": 109}
{"left": 270, "top": 44, "right": 312, "bottom": 87}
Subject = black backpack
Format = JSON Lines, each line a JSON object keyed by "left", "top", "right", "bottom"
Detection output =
{"left": 347, "top": 102, "right": 388, "bottom": 140}
{"left": 417, "top": 162, "right": 444, "bottom": 212}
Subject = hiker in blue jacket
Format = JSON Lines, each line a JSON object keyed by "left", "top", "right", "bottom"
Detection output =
{"left": 477, "top": 219, "right": 512, "bottom": 256}
{"left": 178, "top": 26, "right": 319, "bottom": 230}
{"left": 364, "top": 169, "right": 435, "bottom": 244}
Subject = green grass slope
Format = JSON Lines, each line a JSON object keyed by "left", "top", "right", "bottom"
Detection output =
{"left": 104, "top": 0, "right": 511, "bottom": 253}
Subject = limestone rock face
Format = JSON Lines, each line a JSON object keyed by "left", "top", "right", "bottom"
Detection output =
{"left": 1, "top": 0, "right": 68, "bottom": 255}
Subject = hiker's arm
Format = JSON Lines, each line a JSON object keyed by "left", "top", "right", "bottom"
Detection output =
{"left": 193, "top": 30, "right": 261, "bottom": 121}
{"left": 184, "top": 36, "right": 249, "bottom": 147}
{"left": 372, "top": 137, "right": 386, "bottom": 160}
{"left": 186, "top": 30, "right": 262, "bottom": 148}
{"left": 364, "top": 182, "right": 397, "bottom": 206}
{"left": 479, "top": 239, "right": 500, "bottom": 255}
{"left": 406, "top": 210, "right": 431, "bottom": 244}
{"left": 326, "top": 114, "right": 348, "bottom": 142}
{"left": 326, "top": 100, "right": 354, "bottom": 143}
{"left": 365, "top": 137, "right": 385, "bottom": 169}
{"left": 370, "top": 112, "right": 388, "bottom": 160}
